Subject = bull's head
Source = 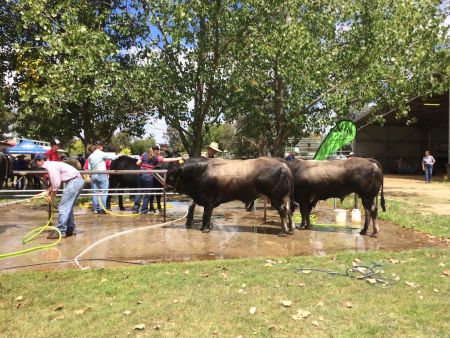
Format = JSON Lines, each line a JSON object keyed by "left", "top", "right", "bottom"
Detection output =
{"left": 165, "top": 160, "right": 184, "bottom": 191}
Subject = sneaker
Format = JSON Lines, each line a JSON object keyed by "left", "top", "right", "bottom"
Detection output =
{"left": 132, "top": 209, "right": 139, "bottom": 214}
{"left": 66, "top": 228, "right": 76, "bottom": 237}
{"left": 149, "top": 208, "right": 156, "bottom": 213}
{"left": 47, "top": 230, "right": 63, "bottom": 239}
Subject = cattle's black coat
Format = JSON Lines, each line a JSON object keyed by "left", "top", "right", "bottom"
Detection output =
{"left": 107, "top": 155, "right": 139, "bottom": 210}
{"left": 166, "top": 157, "right": 294, "bottom": 234}
{"left": 0, "top": 152, "right": 13, "bottom": 189}
{"left": 287, "top": 157, "right": 385, "bottom": 236}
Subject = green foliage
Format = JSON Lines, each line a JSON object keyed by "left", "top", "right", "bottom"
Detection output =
{"left": 228, "top": 0, "right": 450, "bottom": 156}
{"left": 110, "top": 132, "right": 132, "bottom": 153}
{"left": 130, "top": 137, "right": 156, "bottom": 155}
{"left": 68, "top": 139, "right": 85, "bottom": 156}
{"left": 12, "top": 0, "right": 149, "bottom": 147}
{"left": 204, "top": 123, "right": 237, "bottom": 155}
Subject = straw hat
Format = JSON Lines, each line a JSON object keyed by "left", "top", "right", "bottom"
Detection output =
{"left": 207, "top": 142, "right": 222, "bottom": 153}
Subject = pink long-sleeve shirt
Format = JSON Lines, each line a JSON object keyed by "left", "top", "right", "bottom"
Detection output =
{"left": 42, "top": 161, "right": 81, "bottom": 191}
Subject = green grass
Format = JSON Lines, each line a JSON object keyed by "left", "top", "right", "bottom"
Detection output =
{"left": 1, "top": 248, "right": 449, "bottom": 337}
{"left": 326, "top": 197, "right": 450, "bottom": 238}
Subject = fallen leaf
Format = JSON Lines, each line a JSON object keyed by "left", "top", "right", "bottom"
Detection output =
{"left": 264, "top": 263, "right": 273, "bottom": 267}
{"left": 388, "top": 258, "right": 399, "bottom": 264}
{"left": 438, "top": 263, "right": 445, "bottom": 267}
{"left": 311, "top": 320, "right": 320, "bottom": 327}
{"left": 15, "top": 296, "right": 23, "bottom": 301}
{"left": 123, "top": 310, "right": 132, "bottom": 315}
{"left": 281, "top": 300, "right": 292, "bottom": 307}
{"left": 238, "top": 289, "right": 245, "bottom": 294}
{"left": 16, "top": 303, "right": 21, "bottom": 309}
{"left": 137, "top": 300, "right": 143, "bottom": 305}
{"left": 345, "top": 302, "right": 353, "bottom": 308}
{"left": 241, "top": 283, "right": 247, "bottom": 288}
{"left": 249, "top": 307, "right": 257, "bottom": 315}
{"left": 201, "top": 273, "right": 209, "bottom": 277}
{"left": 405, "top": 281, "right": 419, "bottom": 288}
{"left": 133, "top": 324, "right": 145, "bottom": 330}
{"left": 73, "top": 309, "right": 85, "bottom": 315}
{"left": 101, "top": 278, "right": 107, "bottom": 283}
{"left": 153, "top": 324, "right": 161, "bottom": 330}
{"left": 316, "top": 301, "right": 324, "bottom": 307}
{"left": 442, "top": 269, "right": 450, "bottom": 276}
{"left": 302, "top": 270, "right": 311, "bottom": 274}
{"left": 292, "top": 309, "right": 311, "bottom": 320}
{"left": 184, "top": 270, "right": 190, "bottom": 275}
{"left": 51, "top": 315, "right": 64, "bottom": 321}
{"left": 54, "top": 304, "right": 64, "bottom": 311}
{"left": 297, "top": 281, "right": 305, "bottom": 287}
{"left": 395, "top": 276, "right": 401, "bottom": 281}
{"left": 222, "top": 272, "right": 228, "bottom": 279}
{"left": 319, "top": 316, "right": 324, "bottom": 321}
{"left": 367, "top": 278, "right": 377, "bottom": 284}
{"left": 353, "top": 258, "right": 361, "bottom": 263}
{"left": 433, "top": 289, "right": 440, "bottom": 293}
{"left": 172, "top": 299, "right": 179, "bottom": 304}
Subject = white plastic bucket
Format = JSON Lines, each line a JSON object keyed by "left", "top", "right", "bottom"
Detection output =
{"left": 351, "top": 209, "right": 362, "bottom": 223}
{"left": 334, "top": 209, "right": 347, "bottom": 224}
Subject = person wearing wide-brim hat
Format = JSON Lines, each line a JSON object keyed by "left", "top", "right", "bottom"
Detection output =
{"left": 206, "top": 142, "right": 222, "bottom": 158}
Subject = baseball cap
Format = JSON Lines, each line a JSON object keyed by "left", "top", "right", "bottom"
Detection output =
{"left": 152, "top": 144, "right": 161, "bottom": 150}
{"left": 51, "top": 139, "right": 60, "bottom": 146}
{"left": 31, "top": 153, "right": 47, "bottom": 166}
{"left": 94, "top": 140, "right": 104, "bottom": 146}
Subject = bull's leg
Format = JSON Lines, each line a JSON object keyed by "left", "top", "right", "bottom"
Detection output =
{"left": 272, "top": 201, "right": 289, "bottom": 236}
{"left": 370, "top": 203, "right": 379, "bottom": 237}
{"left": 305, "top": 204, "right": 314, "bottom": 229}
{"left": 285, "top": 197, "right": 294, "bottom": 235}
{"left": 360, "top": 198, "right": 372, "bottom": 236}
{"left": 186, "top": 201, "right": 196, "bottom": 228}
{"left": 118, "top": 194, "right": 126, "bottom": 211}
{"left": 106, "top": 194, "right": 112, "bottom": 210}
{"left": 297, "top": 203, "right": 307, "bottom": 229}
{"left": 201, "top": 205, "right": 214, "bottom": 233}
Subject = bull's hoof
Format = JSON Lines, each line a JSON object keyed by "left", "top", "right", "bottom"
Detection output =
{"left": 370, "top": 232, "right": 378, "bottom": 238}
{"left": 185, "top": 222, "right": 192, "bottom": 228}
{"left": 287, "top": 229, "right": 294, "bottom": 235}
{"left": 201, "top": 228, "right": 211, "bottom": 233}
{"left": 360, "top": 230, "right": 368, "bottom": 236}
{"left": 278, "top": 231, "right": 287, "bottom": 237}
{"left": 119, "top": 207, "right": 126, "bottom": 211}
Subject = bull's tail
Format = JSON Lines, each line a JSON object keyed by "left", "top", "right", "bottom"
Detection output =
{"left": 380, "top": 172, "right": 386, "bottom": 212}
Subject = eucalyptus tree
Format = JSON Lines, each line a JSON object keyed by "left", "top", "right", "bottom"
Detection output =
{"left": 12, "top": 0, "right": 149, "bottom": 149}
{"left": 229, "top": 0, "right": 450, "bottom": 157}
{"left": 130, "top": 0, "right": 253, "bottom": 156}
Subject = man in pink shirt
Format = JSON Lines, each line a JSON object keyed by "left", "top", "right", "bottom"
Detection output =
{"left": 33, "top": 154, "right": 84, "bottom": 239}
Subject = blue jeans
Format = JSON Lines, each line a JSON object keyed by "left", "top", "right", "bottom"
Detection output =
{"left": 134, "top": 174, "right": 153, "bottom": 213}
{"left": 91, "top": 175, "right": 109, "bottom": 212}
{"left": 424, "top": 165, "right": 433, "bottom": 182}
{"left": 57, "top": 177, "right": 84, "bottom": 234}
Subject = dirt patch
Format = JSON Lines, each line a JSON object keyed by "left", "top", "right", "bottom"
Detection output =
{"left": 384, "top": 175, "right": 450, "bottom": 215}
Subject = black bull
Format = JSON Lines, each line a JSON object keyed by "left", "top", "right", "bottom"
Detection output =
{"left": 165, "top": 157, "right": 294, "bottom": 235}
{"left": 287, "top": 157, "right": 385, "bottom": 237}
{"left": 0, "top": 152, "right": 13, "bottom": 189}
{"left": 106, "top": 155, "right": 166, "bottom": 210}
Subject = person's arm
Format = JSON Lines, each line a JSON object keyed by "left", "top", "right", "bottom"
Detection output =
{"left": 162, "top": 156, "right": 182, "bottom": 163}
{"left": 422, "top": 158, "right": 425, "bottom": 171}
{"left": 432, "top": 156, "right": 436, "bottom": 165}
{"left": 136, "top": 155, "right": 143, "bottom": 167}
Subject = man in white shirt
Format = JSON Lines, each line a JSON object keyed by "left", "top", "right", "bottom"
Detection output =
{"left": 87, "top": 141, "right": 117, "bottom": 214}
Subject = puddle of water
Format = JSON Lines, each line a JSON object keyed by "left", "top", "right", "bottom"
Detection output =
{"left": 0, "top": 200, "right": 447, "bottom": 271}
